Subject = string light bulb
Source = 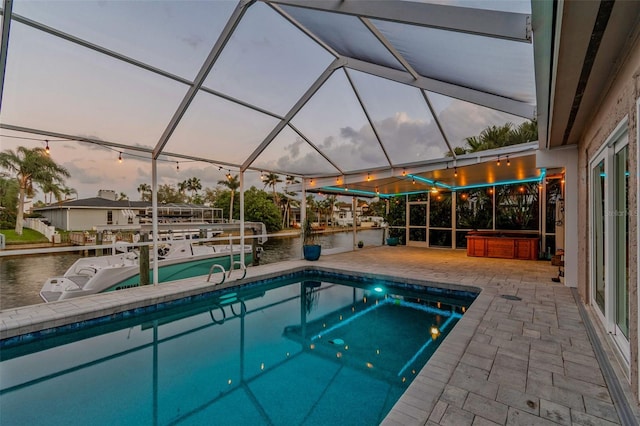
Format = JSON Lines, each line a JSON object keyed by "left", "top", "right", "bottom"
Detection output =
{"left": 412, "top": 177, "right": 415, "bottom": 184}
{"left": 507, "top": 156, "right": 511, "bottom": 166}
{"left": 118, "top": 152, "right": 122, "bottom": 164}
{"left": 226, "top": 171, "right": 232, "bottom": 180}
{"left": 45, "top": 140, "right": 50, "bottom": 154}
{"left": 497, "top": 156, "right": 501, "bottom": 166}
{"left": 176, "top": 162, "right": 180, "bottom": 172}
{"left": 454, "top": 167, "right": 458, "bottom": 177}
{"left": 402, "top": 169, "right": 407, "bottom": 176}
{"left": 367, "top": 172, "right": 371, "bottom": 182}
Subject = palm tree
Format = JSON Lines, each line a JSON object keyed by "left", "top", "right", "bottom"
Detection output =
{"left": 0, "top": 146, "right": 70, "bottom": 234}
{"left": 218, "top": 174, "right": 240, "bottom": 222}
{"left": 178, "top": 180, "right": 188, "bottom": 201}
{"left": 285, "top": 175, "right": 299, "bottom": 186}
{"left": 118, "top": 192, "right": 129, "bottom": 201}
{"left": 318, "top": 199, "right": 333, "bottom": 226}
{"left": 137, "top": 183, "right": 151, "bottom": 201}
{"left": 281, "top": 189, "right": 299, "bottom": 228}
{"left": 282, "top": 176, "right": 300, "bottom": 227}
{"left": 306, "top": 195, "right": 318, "bottom": 222}
{"left": 509, "top": 119, "right": 538, "bottom": 145}
{"left": 462, "top": 120, "right": 538, "bottom": 153}
{"left": 61, "top": 186, "right": 77, "bottom": 202}
{"left": 263, "top": 173, "right": 282, "bottom": 207}
{"left": 186, "top": 177, "right": 202, "bottom": 202}
{"left": 40, "top": 180, "right": 64, "bottom": 205}
{"left": 326, "top": 194, "right": 337, "bottom": 227}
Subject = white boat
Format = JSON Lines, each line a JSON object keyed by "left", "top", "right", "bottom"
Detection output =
{"left": 39, "top": 239, "right": 258, "bottom": 303}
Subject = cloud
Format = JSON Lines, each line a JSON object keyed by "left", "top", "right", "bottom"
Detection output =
{"left": 261, "top": 100, "right": 529, "bottom": 173}
{"left": 182, "top": 35, "right": 204, "bottom": 49}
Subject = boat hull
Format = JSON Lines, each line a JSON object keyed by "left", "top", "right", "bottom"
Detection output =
{"left": 40, "top": 251, "right": 253, "bottom": 303}
{"left": 108, "top": 252, "right": 251, "bottom": 291}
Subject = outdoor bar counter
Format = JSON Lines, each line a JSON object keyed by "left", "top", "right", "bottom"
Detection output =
{"left": 466, "top": 231, "right": 539, "bottom": 260}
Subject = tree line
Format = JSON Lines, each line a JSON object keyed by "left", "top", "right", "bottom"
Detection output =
{"left": 0, "top": 146, "right": 337, "bottom": 234}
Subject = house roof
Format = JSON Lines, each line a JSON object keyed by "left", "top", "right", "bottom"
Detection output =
{"left": 33, "top": 198, "right": 216, "bottom": 211}
{"left": 33, "top": 197, "right": 148, "bottom": 210}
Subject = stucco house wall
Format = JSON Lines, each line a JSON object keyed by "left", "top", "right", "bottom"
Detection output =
{"left": 577, "top": 29, "right": 640, "bottom": 400}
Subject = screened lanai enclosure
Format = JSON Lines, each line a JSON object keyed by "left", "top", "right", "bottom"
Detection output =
{"left": 0, "top": 0, "right": 555, "bottom": 258}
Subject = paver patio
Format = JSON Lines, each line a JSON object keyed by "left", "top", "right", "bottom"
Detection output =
{"left": 1, "top": 246, "right": 639, "bottom": 425}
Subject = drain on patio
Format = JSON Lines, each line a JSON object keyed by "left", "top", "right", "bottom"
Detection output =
{"left": 500, "top": 294, "right": 522, "bottom": 301}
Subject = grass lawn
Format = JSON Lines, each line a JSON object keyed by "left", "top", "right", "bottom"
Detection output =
{"left": 1, "top": 228, "right": 50, "bottom": 244}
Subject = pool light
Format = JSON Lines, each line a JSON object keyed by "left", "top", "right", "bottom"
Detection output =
{"left": 373, "top": 286, "right": 384, "bottom": 293}
{"left": 430, "top": 326, "right": 441, "bottom": 340}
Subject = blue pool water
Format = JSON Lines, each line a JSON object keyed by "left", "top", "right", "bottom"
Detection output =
{"left": 0, "top": 272, "right": 477, "bottom": 426}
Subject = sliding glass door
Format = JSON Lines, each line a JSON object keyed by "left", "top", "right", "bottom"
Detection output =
{"left": 614, "top": 145, "right": 629, "bottom": 340}
{"left": 591, "top": 157, "right": 606, "bottom": 315}
{"left": 590, "top": 125, "right": 629, "bottom": 361}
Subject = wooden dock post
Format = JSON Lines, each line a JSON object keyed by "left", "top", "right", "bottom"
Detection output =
{"left": 96, "top": 232, "right": 103, "bottom": 256}
{"left": 139, "top": 233, "right": 150, "bottom": 286}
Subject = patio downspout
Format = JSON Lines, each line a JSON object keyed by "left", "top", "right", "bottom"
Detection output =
{"left": 152, "top": 158, "right": 159, "bottom": 285}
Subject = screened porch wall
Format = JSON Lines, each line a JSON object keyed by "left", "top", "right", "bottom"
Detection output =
{"left": 399, "top": 177, "right": 562, "bottom": 256}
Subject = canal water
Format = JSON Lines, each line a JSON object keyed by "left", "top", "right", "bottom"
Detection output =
{"left": 0, "top": 229, "right": 384, "bottom": 311}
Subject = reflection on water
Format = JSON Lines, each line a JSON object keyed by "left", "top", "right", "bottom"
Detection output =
{"left": 0, "top": 229, "right": 384, "bottom": 311}
{"left": 0, "top": 253, "right": 80, "bottom": 310}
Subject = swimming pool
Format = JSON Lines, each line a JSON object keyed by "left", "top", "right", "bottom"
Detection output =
{"left": 0, "top": 271, "right": 477, "bottom": 426}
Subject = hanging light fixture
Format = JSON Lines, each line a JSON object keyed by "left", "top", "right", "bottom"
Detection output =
{"left": 412, "top": 177, "right": 415, "bottom": 184}
{"left": 45, "top": 140, "right": 50, "bottom": 154}
{"left": 367, "top": 172, "right": 371, "bottom": 181}
{"left": 260, "top": 171, "right": 265, "bottom": 181}
{"left": 497, "top": 156, "right": 501, "bottom": 166}
{"left": 402, "top": 168, "right": 407, "bottom": 176}
{"left": 118, "top": 152, "right": 123, "bottom": 164}
{"left": 454, "top": 166, "right": 458, "bottom": 177}
{"left": 226, "top": 170, "right": 232, "bottom": 180}
{"left": 431, "top": 186, "right": 438, "bottom": 194}
{"left": 507, "top": 156, "right": 511, "bottom": 166}
{"left": 176, "top": 162, "right": 180, "bottom": 172}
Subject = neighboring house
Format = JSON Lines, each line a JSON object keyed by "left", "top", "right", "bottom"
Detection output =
{"left": 33, "top": 190, "right": 223, "bottom": 231}
{"left": 333, "top": 201, "right": 367, "bottom": 227}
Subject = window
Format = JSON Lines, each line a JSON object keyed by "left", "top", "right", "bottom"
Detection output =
{"left": 107, "top": 210, "right": 113, "bottom": 225}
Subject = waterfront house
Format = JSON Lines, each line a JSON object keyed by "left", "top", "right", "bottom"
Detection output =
{"left": 33, "top": 190, "right": 223, "bottom": 231}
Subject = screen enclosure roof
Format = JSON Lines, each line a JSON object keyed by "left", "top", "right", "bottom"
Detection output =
{"left": 0, "top": 0, "right": 539, "bottom": 195}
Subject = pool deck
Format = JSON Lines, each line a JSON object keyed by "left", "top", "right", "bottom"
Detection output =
{"left": 1, "top": 246, "right": 639, "bottom": 425}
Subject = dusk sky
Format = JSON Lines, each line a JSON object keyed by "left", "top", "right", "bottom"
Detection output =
{"left": 0, "top": 0, "right": 533, "bottom": 202}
